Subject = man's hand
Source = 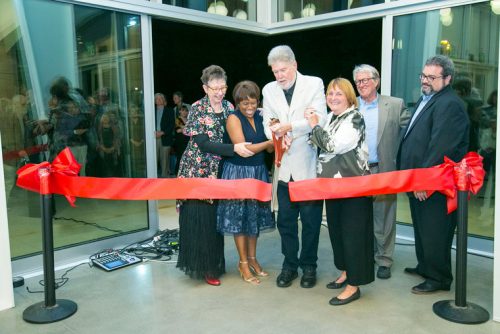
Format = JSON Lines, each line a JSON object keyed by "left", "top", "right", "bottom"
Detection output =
{"left": 414, "top": 191, "right": 428, "bottom": 201}
{"left": 270, "top": 122, "right": 292, "bottom": 138}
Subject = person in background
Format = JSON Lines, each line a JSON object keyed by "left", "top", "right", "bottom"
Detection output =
{"left": 173, "top": 91, "right": 191, "bottom": 117}
{"left": 306, "top": 77, "right": 374, "bottom": 306}
{"left": 262, "top": 45, "right": 326, "bottom": 289}
{"left": 46, "top": 77, "right": 89, "bottom": 174}
{"left": 129, "top": 104, "right": 146, "bottom": 177}
{"left": 397, "top": 55, "right": 469, "bottom": 294}
{"left": 0, "top": 97, "right": 25, "bottom": 203}
{"left": 452, "top": 76, "right": 482, "bottom": 153}
{"left": 173, "top": 105, "right": 190, "bottom": 175}
{"left": 479, "top": 90, "right": 497, "bottom": 174}
{"left": 353, "top": 64, "right": 410, "bottom": 279}
{"left": 176, "top": 65, "right": 254, "bottom": 286}
{"left": 154, "top": 93, "right": 175, "bottom": 177}
{"left": 217, "top": 80, "right": 275, "bottom": 285}
{"left": 97, "top": 113, "right": 120, "bottom": 177}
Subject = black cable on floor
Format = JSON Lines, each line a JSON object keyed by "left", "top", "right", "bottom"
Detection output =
{"left": 26, "top": 262, "right": 90, "bottom": 293}
{"left": 54, "top": 216, "right": 124, "bottom": 233}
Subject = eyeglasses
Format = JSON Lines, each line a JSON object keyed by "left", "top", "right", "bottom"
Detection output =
{"left": 419, "top": 74, "right": 444, "bottom": 82}
{"left": 354, "top": 78, "right": 374, "bottom": 86}
{"left": 206, "top": 85, "right": 228, "bottom": 93}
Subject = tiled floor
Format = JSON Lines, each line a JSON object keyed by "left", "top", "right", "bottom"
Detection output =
{"left": 0, "top": 202, "right": 498, "bottom": 334}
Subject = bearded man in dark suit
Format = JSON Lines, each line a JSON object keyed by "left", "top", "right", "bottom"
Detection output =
{"left": 397, "top": 55, "right": 469, "bottom": 294}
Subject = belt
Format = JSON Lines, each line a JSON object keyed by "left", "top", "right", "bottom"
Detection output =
{"left": 368, "top": 162, "right": 379, "bottom": 168}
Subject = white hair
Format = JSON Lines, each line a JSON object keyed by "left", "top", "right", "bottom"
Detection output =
{"left": 267, "top": 45, "right": 296, "bottom": 66}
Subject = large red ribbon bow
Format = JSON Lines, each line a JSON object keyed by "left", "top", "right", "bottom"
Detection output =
{"left": 432, "top": 152, "right": 485, "bottom": 213}
{"left": 16, "top": 148, "right": 81, "bottom": 206}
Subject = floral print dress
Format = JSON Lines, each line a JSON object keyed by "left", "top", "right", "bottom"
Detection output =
{"left": 177, "top": 96, "right": 233, "bottom": 178}
{"left": 175, "top": 96, "right": 234, "bottom": 280}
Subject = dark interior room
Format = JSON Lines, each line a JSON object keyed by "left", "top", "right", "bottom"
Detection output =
{"left": 152, "top": 18, "right": 382, "bottom": 105}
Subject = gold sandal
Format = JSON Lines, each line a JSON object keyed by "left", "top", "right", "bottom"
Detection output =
{"left": 248, "top": 257, "right": 269, "bottom": 277}
{"left": 239, "top": 261, "right": 260, "bottom": 285}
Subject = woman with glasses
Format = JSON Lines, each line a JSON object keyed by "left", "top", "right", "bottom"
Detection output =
{"left": 217, "top": 81, "right": 275, "bottom": 285}
{"left": 305, "top": 78, "right": 374, "bottom": 305}
{"left": 176, "top": 65, "right": 254, "bottom": 286}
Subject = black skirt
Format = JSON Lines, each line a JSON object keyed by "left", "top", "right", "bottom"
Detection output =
{"left": 176, "top": 200, "right": 225, "bottom": 279}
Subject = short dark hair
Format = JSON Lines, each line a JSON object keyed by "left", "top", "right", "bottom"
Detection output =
{"left": 173, "top": 91, "right": 183, "bottom": 99}
{"left": 200, "top": 65, "right": 227, "bottom": 85}
{"left": 232, "top": 80, "right": 260, "bottom": 105}
{"left": 487, "top": 90, "right": 498, "bottom": 106}
{"left": 425, "top": 55, "right": 455, "bottom": 80}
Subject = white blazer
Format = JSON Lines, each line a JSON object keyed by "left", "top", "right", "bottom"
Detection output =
{"left": 262, "top": 71, "right": 327, "bottom": 182}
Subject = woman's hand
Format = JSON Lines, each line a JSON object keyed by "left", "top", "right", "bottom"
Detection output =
{"left": 304, "top": 107, "right": 319, "bottom": 128}
{"left": 234, "top": 142, "right": 254, "bottom": 157}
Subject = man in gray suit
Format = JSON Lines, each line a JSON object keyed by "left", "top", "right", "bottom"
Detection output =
{"left": 353, "top": 64, "right": 410, "bottom": 279}
{"left": 263, "top": 45, "right": 326, "bottom": 288}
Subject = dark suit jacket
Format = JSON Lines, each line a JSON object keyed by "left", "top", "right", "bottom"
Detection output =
{"left": 397, "top": 85, "right": 469, "bottom": 171}
{"left": 160, "top": 107, "right": 175, "bottom": 146}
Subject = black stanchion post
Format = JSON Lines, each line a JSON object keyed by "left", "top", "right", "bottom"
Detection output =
{"left": 433, "top": 190, "right": 489, "bottom": 324}
{"left": 22, "top": 167, "right": 77, "bottom": 324}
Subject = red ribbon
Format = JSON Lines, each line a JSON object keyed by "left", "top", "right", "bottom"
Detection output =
{"left": 272, "top": 133, "right": 284, "bottom": 167}
{"left": 289, "top": 152, "right": 485, "bottom": 213}
{"left": 16, "top": 149, "right": 484, "bottom": 213}
{"left": 2, "top": 144, "right": 48, "bottom": 162}
{"left": 16, "top": 148, "right": 272, "bottom": 205}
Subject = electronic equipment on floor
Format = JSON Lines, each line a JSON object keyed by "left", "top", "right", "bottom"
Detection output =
{"left": 91, "top": 251, "right": 142, "bottom": 272}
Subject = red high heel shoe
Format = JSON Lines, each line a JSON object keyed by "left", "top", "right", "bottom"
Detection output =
{"left": 204, "top": 275, "right": 221, "bottom": 286}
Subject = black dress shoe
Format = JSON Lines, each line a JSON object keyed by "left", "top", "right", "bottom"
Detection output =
{"left": 300, "top": 268, "right": 317, "bottom": 288}
{"left": 377, "top": 266, "right": 391, "bottom": 279}
{"left": 326, "top": 278, "right": 347, "bottom": 289}
{"left": 411, "top": 280, "right": 450, "bottom": 294}
{"left": 329, "top": 288, "right": 361, "bottom": 306}
{"left": 276, "top": 270, "right": 298, "bottom": 288}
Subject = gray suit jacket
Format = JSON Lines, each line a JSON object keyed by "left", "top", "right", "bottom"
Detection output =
{"left": 375, "top": 95, "right": 410, "bottom": 173}
{"left": 262, "top": 71, "right": 327, "bottom": 182}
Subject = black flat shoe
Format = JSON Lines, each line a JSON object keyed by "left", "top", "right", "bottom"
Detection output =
{"left": 326, "top": 278, "right": 347, "bottom": 289}
{"left": 329, "top": 288, "right": 361, "bottom": 306}
{"left": 411, "top": 280, "right": 450, "bottom": 294}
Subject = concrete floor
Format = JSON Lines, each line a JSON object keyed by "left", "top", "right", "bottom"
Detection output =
{"left": 0, "top": 205, "right": 499, "bottom": 334}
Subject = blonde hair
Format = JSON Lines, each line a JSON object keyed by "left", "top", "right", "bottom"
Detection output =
{"left": 326, "top": 78, "right": 358, "bottom": 108}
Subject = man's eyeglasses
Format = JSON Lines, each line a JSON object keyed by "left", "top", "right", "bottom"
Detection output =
{"left": 354, "top": 78, "right": 373, "bottom": 86}
{"left": 419, "top": 74, "right": 444, "bottom": 82}
{"left": 206, "top": 85, "right": 228, "bottom": 93}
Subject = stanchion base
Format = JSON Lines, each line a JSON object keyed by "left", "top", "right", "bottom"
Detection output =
{"left": 23, "top": 299, "right": 77, "bottom": 324}
{"left": 433, "top": 300, "right": 489, "bottom": 324}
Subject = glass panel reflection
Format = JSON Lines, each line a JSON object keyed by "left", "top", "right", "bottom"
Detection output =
{"left": 278, "top": 0, "right": 384, "bottom": 21}
{"left": 1, "top": 0, "right": 148, "bottom": 258}
{"left": 162, "top": 0, "right": 257, "bottom": 21}
{"left": 392, "top": 3, "right": 499, "bottom": 239}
